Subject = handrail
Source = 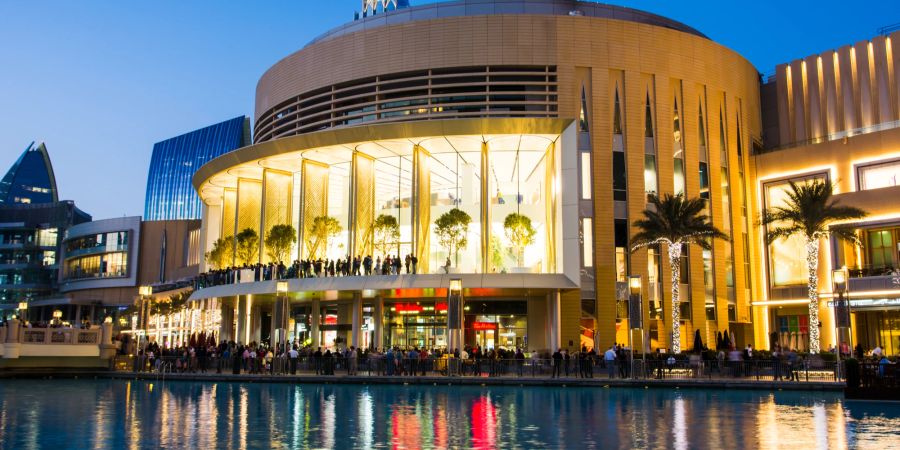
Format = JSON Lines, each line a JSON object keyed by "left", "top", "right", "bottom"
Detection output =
{"left": 759, "top": 119, "right": 900, "bottom": 154}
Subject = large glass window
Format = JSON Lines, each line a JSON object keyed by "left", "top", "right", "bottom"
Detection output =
{"left": 63, "top": 252, "right": 128, "bottom": 280}
{"left": 868, "top": 230, "right": 895, "bottom": 269}
{"left": 764, "top": 176, "right": 826, "bottom": 287}
{"left": 858, "top": 159, "right": 900, "bottom": 191}
{"left": 612, "top": 152, "right": 627, "bottom": 201}
{"left": 583, "top": 218, "right": 594, "bottom": 268}
{"left": 429, "top": 144, "right": 483, "bottom": 273}
{"left": 581, "top": 152, "right": 592, "bottom": 200}
{"left": 648, "top": 245, "right": 662, "bottom": 320}
{"left": 614, "top": 219, "right": 628, "bottom": 281}
{"left": 672, "top": 98, "right": 685, "bottom": 196}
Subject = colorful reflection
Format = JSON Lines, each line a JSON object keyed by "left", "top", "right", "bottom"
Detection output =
{"left": 0, "top": 380, "right": 898, "bottom": 449}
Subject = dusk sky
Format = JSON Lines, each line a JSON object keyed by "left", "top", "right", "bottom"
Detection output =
{"left": 0, "top": 0, "right": 894, "bottom": 219}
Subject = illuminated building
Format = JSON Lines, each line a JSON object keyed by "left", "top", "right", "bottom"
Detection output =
{"left": 754, "top": 32, "right": 900, "bottom": 354}
{"left": 189, "top": 0, "right": 762, "bottom": 353}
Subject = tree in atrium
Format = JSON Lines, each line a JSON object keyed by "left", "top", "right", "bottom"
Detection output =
{"left": 434, "top": 208, "right": 471, "bottom": 268}
{"left": 504, "top": 213, "right": 536, "bottom": 267}
{"left": 265, "top": 224, "right": 297, "bottom": 264}
{"left": 373, "top": 214, "right": 400, "bottom": 257}
{"left": 760, "top": 178, "right": 866, "bottom": 354}
{"left": 307, "top": 216, "right": 343, "bottom": 260}
{"left": 631, "top": 193, "right": 727, "bottom": 354}
{"left": 205, "top": 236, "right": 233, "bottom": 269}
{"left": 235, "top": 228, "right": 259, "bottom": 266}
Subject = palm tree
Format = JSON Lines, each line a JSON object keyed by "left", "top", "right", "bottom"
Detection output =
{"left": 631, "top": 193, "right": 728, "bottom": 353}
{"left": 760, "top": 178, "right": 866, "bottom": 354}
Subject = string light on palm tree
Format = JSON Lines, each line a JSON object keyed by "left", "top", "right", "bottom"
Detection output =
{"left": 761, "top": 178, "right": 866, "bottom": 354}
{"left": 631, "top": 193, "right": 728, "bottom": 354}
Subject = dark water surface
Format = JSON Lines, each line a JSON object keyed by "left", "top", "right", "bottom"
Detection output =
{"left": 0, "top": 379, "right": 898, "bottom": 449}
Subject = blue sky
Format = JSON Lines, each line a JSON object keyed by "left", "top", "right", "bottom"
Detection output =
{"left": 0, "top": 0, "right": 894, "bottom": 219}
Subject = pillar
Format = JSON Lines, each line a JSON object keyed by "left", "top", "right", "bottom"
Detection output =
{"left": 235, "top": 296, "right": 247, "bottom": 344}
{"left": 311, "top": 298, "right": 321, "bottom": 349}
{"left": 351, "top": 292, "right": 363, "bottom": 348}
{"left": 219, "top": 299, "right": 235, "bottom": 343}
{"left": 412, "top": 145, "right": 431, "bottom": 273}
{"left": 547, "top": 290, "right": 561, "bottom": 351}
{"left": 480, "top": 142, "right": 490, "bottom": 272}
{"left": 3, "top": 318, "right": 21, "bottom": 359}
{"left": 249, "top": 302, "right": 261, "bottom": 344}
{"left": 374, "top": 296, "right": 383, "bottom": 350}
{"left": 99, "top": 320, "right": 116, "bottom": 359}
{"left": 350, "top": 152, "right": 376, "bottom": 260}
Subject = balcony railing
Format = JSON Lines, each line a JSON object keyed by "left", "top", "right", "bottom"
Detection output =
{"left": 18, "top": 328, "right": 100, "bottom": 345}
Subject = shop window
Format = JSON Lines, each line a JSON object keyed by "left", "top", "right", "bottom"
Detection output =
{"left": 579, "top": 86, "right": 589, "bottom": 132}
{"left": 858, "top": 159, "right": 900, "bottom": 191}
{"left": 868, "top": 230, "right": 895, "bottom": 269}
{"left": 612, "top": 152, "right": 626, "bottom": 201}
{"left": 644, "top": 155, "right": 658, "bottom": 196}
{"left": 613, "top": 88, "right": 623, "bottom": 135}
{"left": 582, "top": 218, "right": 594, "bottom": 268}
{"left": 581, "top": 152, "right": 592, "bottom": 200}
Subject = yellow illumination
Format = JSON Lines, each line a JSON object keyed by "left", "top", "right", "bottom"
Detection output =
{"left": 139, "top": 286, "right": 153, "bottom": 297}
{"left": 52, "top": 310, "right": 63, "bottom": 319}
{"left": 276, "top": 281, "right": 289, "bottom": 295}
{"left": 17, "top": 301, "right": 27, "bottom": 310}
{"left": 751, "top": 299, "right": 809, "bottom": 306}
{"left": 449, "top": 278, "right": 462, "bottom": 294}
{"left": 104, "top": 316, "right": 113, "bottom": 324}
{"left": 628, "top": 275, "right": 641, "bottom": 295}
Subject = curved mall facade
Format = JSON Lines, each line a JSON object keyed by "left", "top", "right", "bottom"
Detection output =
{"left": 190, "top": 0, "right": 762, "bottom": 353}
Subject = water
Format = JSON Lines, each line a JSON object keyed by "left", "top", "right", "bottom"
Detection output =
{"left": 0, "top": 380, "right": 898, "bottom": 449}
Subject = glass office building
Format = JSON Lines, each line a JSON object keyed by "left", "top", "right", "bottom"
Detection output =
{"left": 0, "top": 142, "right": 58, "bottom": 205}
{"left": 144, "top": 116, "right": 250, "bottom": 221}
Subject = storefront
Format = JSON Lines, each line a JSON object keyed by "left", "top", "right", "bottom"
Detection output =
{"left": 383, "top": 299, "right": 528, "bottom": 350}
{"left": 851, "top": 299, "right": 900, "bottom": 356}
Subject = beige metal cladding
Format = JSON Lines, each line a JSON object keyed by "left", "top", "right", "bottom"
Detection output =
{"left": 774, "top": 31, "right": 900, "bottom": 147}
{"left": 253, "top": 14, "right": 759, "bottom": 144}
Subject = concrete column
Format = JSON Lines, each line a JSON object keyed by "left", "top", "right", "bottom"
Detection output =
{"left": 4, "top": 318, "right": 21, "bottom": 359}
{"left": 311, "top": 298, "right": 321, "bottom": 348}
{"left": 99, "top": 321, "right": 116, "bottom": 359}
{"left": 249, "top": 302, "right": 261, "bottom": 344}
{"left": 547, "top": 290, "right": 561, "bottom": 351}
{"left": 351, "top": 292, "right": 363, "bottom": 349}
{"left": 235, "top": 296, "right": 247, "bottom": 344}
{"left": 373, "top": 296, "right": 383, "bottom": 350}
{"left": 219, "top": 299, "right": 234, "bottom": 343}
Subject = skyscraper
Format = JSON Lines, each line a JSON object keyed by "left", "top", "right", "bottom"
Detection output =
{"left": 143, "top": 116, "right": 249, "bottom": 221}
{"left": 0, "top": 141, "right": 58, "bottom": 205}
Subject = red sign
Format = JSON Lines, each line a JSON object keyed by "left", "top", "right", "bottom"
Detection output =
{"left": 472, "top": 322, "right": 497, "bottom": 330}
{"left": 435, "top": 302, "right": 448, "bottom": 311}
{"left": 394, "top": 303, "right": 423, "bottom": 313}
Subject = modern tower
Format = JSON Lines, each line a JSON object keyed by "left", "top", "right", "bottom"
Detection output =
{"left": 143, "top": 116, "right": 250, "bottom": 221}
{"left": 0, "top": 142, "right": 58, "bottom": 205}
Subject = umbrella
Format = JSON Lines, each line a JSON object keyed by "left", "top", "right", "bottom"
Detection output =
{"left": 693, "top": 329, "right": 703, "bottom": 353}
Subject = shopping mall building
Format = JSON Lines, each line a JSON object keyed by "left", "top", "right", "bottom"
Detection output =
{"left": 186, "top": 0, "right": 900, "bottom": 354}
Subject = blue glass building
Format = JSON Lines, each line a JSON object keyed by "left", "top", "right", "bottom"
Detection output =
{"left": 0, "top": 142, "right": 58, "bottom": 205}
{"left": 144, "top": 116, "right": 249, "bottom": 221}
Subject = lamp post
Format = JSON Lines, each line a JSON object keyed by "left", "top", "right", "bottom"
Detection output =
{"left": 52, "top": 309, "right": 63, "bottom": 326}
{"left": 447, "top": 278, "right": 464, "bottom": 357}
{"left": 275, "top": 281, "right": 289, "bottom": 352}
{"left": 138, "top": 286, "right": 153, "bottom": 347}
{"left": 17, "top": 301, "right": 27, "bottom": 323}
{"left": 628, "top": 275, "right": 644, "bottom": 378}
{"left": 832, "top": 268, "right": 851, "bottom": 376}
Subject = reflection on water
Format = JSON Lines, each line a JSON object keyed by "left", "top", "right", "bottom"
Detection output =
{"left": 0, "top": 380, "right": 898, "bottom": 449}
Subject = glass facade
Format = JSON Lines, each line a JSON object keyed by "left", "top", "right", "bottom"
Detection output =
{"left": 0, "top": 142, "right": 57, "bottom": 205}
{"left": 144, "top": 116, "right": 248, "bottom": 221}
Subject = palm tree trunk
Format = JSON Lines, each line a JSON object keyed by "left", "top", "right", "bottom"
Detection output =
{"left": 668, "top": 242, "right": 682, "bottom": 354}
{"left": 805, "top": 238, "right": 821, "bottom": 354}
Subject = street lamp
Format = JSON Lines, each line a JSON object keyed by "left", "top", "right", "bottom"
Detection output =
{"left": 52, "top": 309, "right": 63, "bottom": 325}
{"left": 138, "top": 286, "right": 153, "bottom": 347}
{"left": 275, "top": 281, "right": 289, "bottom": 352}
{"left": 628, "top": 275, "right": 644, "bottom": 378}
{"left": 832, "top": 268, "right": 851, "bottom": 364}
{"left": 17, "top": 301, "right": 27, "bottom": 322}
{"left": 447, "top": 279, "right": 464, "bottom": 360}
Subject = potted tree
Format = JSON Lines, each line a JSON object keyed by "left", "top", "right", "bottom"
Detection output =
{"left": 503, "top": 212, "right": 536, "bottom": 273}
{"left": 761, "top": 179, "right": 866, "bottom": 354}
{"left": 434, "top": 208, "right": 471, "bottom": 273}
{"left": 205, "top": 235, "right": 233, "bottom": 269}
{"left": 373, "top": 214, "right": 400, "bottom": 258}
{"left": 235, "top": 228, "right": 259, "bottom": 266}
{"left": 631, "top": 193, "right": 727, "bottom": 354}
{"left": 265, "top": 224, "right": 297, "bottom": 264}
{"left": 307, "top": 215, "right": 342, "bottom": 260}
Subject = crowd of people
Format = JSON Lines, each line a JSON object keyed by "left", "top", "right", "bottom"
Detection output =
{"left": 194, "top": 253, "right": 426, "bottom": 289}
